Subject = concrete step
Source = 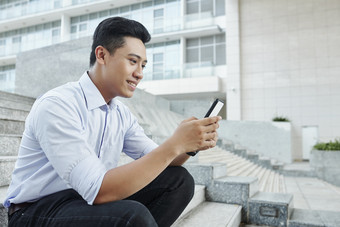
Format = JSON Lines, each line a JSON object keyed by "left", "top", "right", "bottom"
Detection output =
{"left": 288, "top": 208, "right": 340, "bottom": 227}
{"left": 206, "top": 176, "right": 259, "bottom": 223}
{"left": 177, "top": 185, "right": 205, "bottom": 220}
{"left": 0, "top": 135, "right": 21, "bottom": 156}
{"left": 0, "top": 91, "right": 35, "bottom": 105}
{"left": 198, "top": 147, "right": 286, "bottom": 194}
{"left": 0, "top": 106, "right": 29, "bottom": 122}
{"left": 184, "top": 162, "right": 227, "bottom": 186}
{"left": 248, "top": 191, "right": 293, "bottom": 227}
{"left": 0, "top": 119, "right": 25, "bottom": 135}
{"left": 0, "top": 156, "right": 16, "bottom": 187}
{"left": 0, "top": 99, "right": 33, "bottom": 112}
{"left": 173, "top": 202, "right": 242, "bottom": 227}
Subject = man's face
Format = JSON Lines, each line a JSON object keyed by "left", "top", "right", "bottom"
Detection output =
{"left": 99, "top": 37, "right": 147, "bottom": 101}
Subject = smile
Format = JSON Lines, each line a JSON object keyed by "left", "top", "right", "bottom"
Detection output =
{"left": 127, "top": 81, "right": 137, "bottom": 88}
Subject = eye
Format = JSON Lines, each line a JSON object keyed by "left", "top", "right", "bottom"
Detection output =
{"left": 129, "top": 59, "right": 137, "bottom": 64}
{"left": 142, "top": 65, "right": 146, "bottom": 70}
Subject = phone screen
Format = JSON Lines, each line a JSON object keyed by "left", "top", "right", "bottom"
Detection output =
{"left": 205, "top": 99, "right": 224, "bottom": 118}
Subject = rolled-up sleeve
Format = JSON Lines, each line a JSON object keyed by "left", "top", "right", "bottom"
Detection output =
{"left": 123, "top": 113, "right": 158, "bottom": 160}
{"left": 33, "top": 96, "right": 106, "bottom": 205}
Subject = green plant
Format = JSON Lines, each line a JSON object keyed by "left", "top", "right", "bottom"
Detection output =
{"left": 272, "top": 116, "right": 290, "bottom": 122}
{"left": 313, "top": 139, "right": 340, "bottom": 151}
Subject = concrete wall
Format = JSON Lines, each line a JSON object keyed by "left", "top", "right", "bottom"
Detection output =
{"left": 15, "top": 36, "right": 92, "bottom": 98}
{"left": 218, "top": 120, "right": 292, "bottom": 163}
{"left": 239, "top": 0, "right": 340, "bottom": 160}
{"left": 310, "top": 149, "right": 340, "bottom": 187}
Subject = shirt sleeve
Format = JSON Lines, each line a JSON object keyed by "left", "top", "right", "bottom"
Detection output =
{"left": 32, "top": 96, "right": 106, "bottom": 205}
{"left": 122, "top": 109, "right": 158, "bottom": 160}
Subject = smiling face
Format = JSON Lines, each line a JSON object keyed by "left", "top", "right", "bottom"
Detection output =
{"left": 89, "top": 36, "right": 147, "bottom": 103}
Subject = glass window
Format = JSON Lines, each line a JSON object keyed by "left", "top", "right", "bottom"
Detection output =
{"left": 109, "top": 8, "right": 118, "bottom": 15}
{"left": 154, "top": 8, "right": 163, "bottom": 17}
{"left": 186, "top": 48, "right": 199, "bottom": 63}
{"left": 71, "top": 25, "right": 77, "bottom": 33}
{"left": 89, "top": 12, "right": 97, "bottom": 20}
{"left": 216, "top": 0, "right": 225, "bottom": 16}
{"left": 131, "top": 3, "right": 141, "bottom": 10}
{"left": 145, "top": 41, "right": 180, "bottom": 81}
{"left": 201, "top": 36, "right": 213, "bottom": 45}
{"left": 154, "top": 0, "right": 164, "bottom": 5}
{"left": 215, "top": 43, "right": 226, "bottom": 65}
{"left": 186, "top": 0, "right": 224, "bottom": 16}
{"left": 201, "top": 46, "right": 213, "bottom": 63}
{"left": 52, "top": 28, "right": 60, "bottom": 36}
{"left": 71, "top": 16, "right": 79, "bottom": 24}
{"left": 186, "top": 0, "right": 198, "bottom": 14}
{"left": 120, "top": 6, "right": 130, "bottom": 13}
{"left": 142, "top": 1, "right": 152, "bottom": 8}
{"left": 12, "top": 36, "right": 21, "bottom": 43}
{"left": 99, "top": 10, "right": 108, "bottom": 17}
{"left": 201, "top": 0, "right": 213, "bottom": 12}
{"left": 186, "top": 34, "right": 226, "bottom": 66}
{"left": 187, "top": 38, "right": 199, "bottom": 47}
{"left": 79, "top": 23, "right": 87, "bottom": 32}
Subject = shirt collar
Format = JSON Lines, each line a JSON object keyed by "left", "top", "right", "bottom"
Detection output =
{"left": 79, "top": 71, "right": 110, "bottom": 110}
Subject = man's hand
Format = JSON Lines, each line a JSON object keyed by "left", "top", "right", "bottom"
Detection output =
{"left": 167, "top": 116, "right": 222, "bottom": 156}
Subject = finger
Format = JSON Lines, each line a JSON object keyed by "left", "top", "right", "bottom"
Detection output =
{"left": 181, "top": 116, "right": 198, "bottom": 124}
{"left": 201, "top": 122, "right": 219, "bottom": 133}
{"left": 204, "top": 131, "right": 218, "bottom": 141}
{"left": 200, "top": 116, "right": 222, "bottom": 126}
{"left": 201, "top": 139, "right": 217, "bottom": 149}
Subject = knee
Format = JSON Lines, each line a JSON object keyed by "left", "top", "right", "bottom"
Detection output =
{"left": 126, "top": 201, "right": 157, "bottom": 227}
{"left": 171, "top": 166, "right": 195, "bottom": 200}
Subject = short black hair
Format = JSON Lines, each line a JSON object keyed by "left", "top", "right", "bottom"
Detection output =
{"left": 89, "top": 17, "right": 151, "bottom": 67}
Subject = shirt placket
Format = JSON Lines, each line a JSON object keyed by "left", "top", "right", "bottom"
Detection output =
{"left": 98, "top": 105, "right": 109, "bottom": 158}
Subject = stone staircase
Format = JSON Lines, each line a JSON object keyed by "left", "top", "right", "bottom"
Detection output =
{"left": 1, "top": 90, "right": 340, "bottom": 227}
{"left": 0, "top": 91, "right": 35, "bottom": 227}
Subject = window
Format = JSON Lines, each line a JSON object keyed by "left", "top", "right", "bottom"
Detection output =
{"left": 186, "top": 34, "right": 226, "bottom": 67}
{"left": 153, "top": 8, "right": 164, "bottom": 33}
{"left": 153, "top": 53, "right": 164, "bottom": 80}
{"left": 79, "top": 23, "right": 87, "bottom": 32}
{"left": 186, "top": 0, "right": 224, "bottom": 16}
{"left": 144, "top": 40, "right": 180, "bottom": 81}
{"left": 0, "top": 65, "right": 15, "bottom": 93}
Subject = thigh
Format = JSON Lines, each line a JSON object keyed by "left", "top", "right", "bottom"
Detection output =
{"left": 9, "top": 189, "right": 157, "bottom": 227}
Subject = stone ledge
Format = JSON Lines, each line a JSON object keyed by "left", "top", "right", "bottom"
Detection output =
{"left": 248, "top": 192, "right": 293, "bottom": 227}
{"left": 206, "top": 176, "right": 258, "bottom": 222}
{"left": 184, "top": 163, "right": 227, "bottom": 186}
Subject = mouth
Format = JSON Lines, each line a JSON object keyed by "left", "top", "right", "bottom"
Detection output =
{"left": 127, "top": 80, "right": 137, "bottom": 89}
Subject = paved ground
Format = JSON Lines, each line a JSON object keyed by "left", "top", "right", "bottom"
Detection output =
{"left": 284, "top": 162, "right": 340, "bottom": 212}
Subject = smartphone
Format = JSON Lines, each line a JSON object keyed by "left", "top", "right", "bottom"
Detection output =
{"left": 187, "top": 99, "right": 224, "bottom": 156}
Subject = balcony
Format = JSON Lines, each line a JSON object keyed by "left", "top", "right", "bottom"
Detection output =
{"left": 140, "top": 63, "right": 227, "bottom": 99}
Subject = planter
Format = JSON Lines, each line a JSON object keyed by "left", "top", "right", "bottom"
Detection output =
{"left": 310, "top": 149, "right": 340, "bottom": 187}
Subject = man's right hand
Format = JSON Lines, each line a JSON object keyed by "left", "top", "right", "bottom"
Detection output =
{"left": 167, "top": 116, "right": 222, "bottom": 156}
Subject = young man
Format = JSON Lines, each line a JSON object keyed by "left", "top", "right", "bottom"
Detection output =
{"left": 4, "top": 17, "right": 221, "bottom": 226}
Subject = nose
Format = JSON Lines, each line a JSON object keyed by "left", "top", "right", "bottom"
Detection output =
{"left": 133, "top": 65, "right": 143, "bottom": 80}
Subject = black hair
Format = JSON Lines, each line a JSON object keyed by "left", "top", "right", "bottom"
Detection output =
{"left": 89, "top": 17, "right": 151, "bottom": 67}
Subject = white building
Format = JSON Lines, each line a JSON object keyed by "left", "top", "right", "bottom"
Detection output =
{"left": 1, "top": 0, "right": 339, "bottom": 161}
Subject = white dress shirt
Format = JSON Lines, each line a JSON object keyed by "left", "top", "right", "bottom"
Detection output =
{"left": 4, "top": 72, "right": 158, "bottom": 208}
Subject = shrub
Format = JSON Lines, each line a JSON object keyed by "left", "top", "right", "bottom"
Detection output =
{"left": 272, "top": 116, "right": 290, "bottom": 122}
{"left": 313, "top": 139, "right": 340, "bottom": 151}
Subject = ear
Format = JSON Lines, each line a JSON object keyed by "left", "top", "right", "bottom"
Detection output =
{"left": 95, "top": 46, "right": 106, "bottom": 65}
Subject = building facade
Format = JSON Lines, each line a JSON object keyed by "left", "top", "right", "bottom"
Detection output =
{"left": 1, "top": 0, "right": 339, "bottom": 161}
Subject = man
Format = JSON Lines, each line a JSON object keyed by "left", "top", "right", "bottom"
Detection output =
{"left": 5, "top": 17, "right": 221, "bottom": 226}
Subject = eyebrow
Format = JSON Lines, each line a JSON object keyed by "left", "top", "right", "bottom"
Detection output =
{"left": 128, "top": 53, "right": 147, "bottom": 63}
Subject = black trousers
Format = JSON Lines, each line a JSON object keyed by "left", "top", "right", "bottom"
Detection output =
{"left": 8, "top": 166, "right": 195, "bottom": 227}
